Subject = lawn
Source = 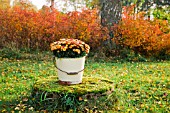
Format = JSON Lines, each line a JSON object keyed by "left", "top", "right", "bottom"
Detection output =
{"left": 0, "top": 57, "right": 169, "bottom": 112}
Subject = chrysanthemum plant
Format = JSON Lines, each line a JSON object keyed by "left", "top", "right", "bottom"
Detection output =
{"left": 50, "top": 39, "right": 90, "bottom": 58}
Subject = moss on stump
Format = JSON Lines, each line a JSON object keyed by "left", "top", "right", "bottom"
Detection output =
{"left": 30, "top": 76, "right": 118, "bottom": 112}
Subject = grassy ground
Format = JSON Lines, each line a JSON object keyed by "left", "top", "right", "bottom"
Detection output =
{"left": 0, "top": 56, "right": 169, "bottom": 112}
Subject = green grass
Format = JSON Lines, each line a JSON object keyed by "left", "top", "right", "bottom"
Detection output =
{"left": 0, "top": 57, "right": 170, "bottom": 112}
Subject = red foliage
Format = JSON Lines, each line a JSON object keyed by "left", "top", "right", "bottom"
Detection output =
{"left": 0, "top": 7, "right": 108, "bottom": 50}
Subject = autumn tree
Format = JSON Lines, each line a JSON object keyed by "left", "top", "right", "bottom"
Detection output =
{"left": 98, "top": 0, "right": 122, "bottom": 50}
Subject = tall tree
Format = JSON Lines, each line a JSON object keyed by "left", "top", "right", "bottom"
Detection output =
{"left": 99, "top": 0, "right": 122, "bottom": 26}
{"left": 99, "top": 0, "right": 122, "bottom": 49}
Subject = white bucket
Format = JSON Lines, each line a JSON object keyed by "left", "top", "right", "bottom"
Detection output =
{"left": 54, "top": 56, "right": 86, "bottom": 84}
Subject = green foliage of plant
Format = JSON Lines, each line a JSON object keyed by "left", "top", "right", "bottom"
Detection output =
{"left": 0, "top": 48, "right": 21, "bottom": 59}
{"left": 119, "top": 48, "right": 148, "bottom": 62}
{"left": 153, "top": 6, "right": 170, "bottom": 23}
{"left": 0, "top": 48, "right": 52, "bottom": 61}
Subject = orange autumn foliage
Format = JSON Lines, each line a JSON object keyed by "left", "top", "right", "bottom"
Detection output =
{"left": 114, "top": 6, "right": 170, "bottom": 57}
{"left": 0, "top": 7, "right": 108, "bottom": 51}
{"left": 0, "top": 5, "right": 169, "bottom": 58}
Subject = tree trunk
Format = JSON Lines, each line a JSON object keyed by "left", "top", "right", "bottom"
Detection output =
{"left": 99, "top": 0, "right": 122, "bottom": 26}
{"left": 50, "top": 0, "right": 54, "bottom": 10}
{"left": 99, "top": 0, "right": 122, "bottom": 49}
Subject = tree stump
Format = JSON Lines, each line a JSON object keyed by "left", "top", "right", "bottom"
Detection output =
{"left": 30, "top": 76, "right": 118, "bottom": 112}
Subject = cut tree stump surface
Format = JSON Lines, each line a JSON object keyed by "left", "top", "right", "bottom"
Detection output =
{"left": 31, "top": 76, "right": 118, "bottom": 112}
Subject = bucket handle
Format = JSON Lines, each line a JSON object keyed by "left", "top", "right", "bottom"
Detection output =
{"left": 53, "top": 56, "right": 84, "bottom": 75}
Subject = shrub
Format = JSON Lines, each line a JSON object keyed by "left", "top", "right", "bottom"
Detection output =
{"left": 0, "top": 7, "right": 108, "bottom": 51}
{"left": 113, "top": 6, "right": 170, "bottom": 59}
